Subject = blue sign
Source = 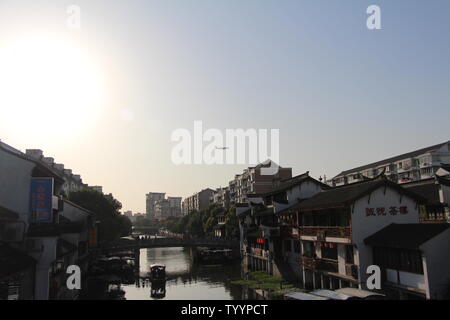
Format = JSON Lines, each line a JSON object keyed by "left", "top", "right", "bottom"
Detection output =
{"left": 29, "top": 178, "right": 54, "bottom": 223}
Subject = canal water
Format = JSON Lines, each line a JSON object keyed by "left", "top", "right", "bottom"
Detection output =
{"left": 121, "top": 247, "right": 246, "bottom": 300}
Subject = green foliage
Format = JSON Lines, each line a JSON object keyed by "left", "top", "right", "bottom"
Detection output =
{"left": 68, "top": 189, "right": 131, "bottom": 242}
{"left": 224, "top": 207, "right": 239, "bottom": 238}
{"left": 165, "top": 204, "right": 239, "bottom": 239}
{"left": 231, "top": 271, "right": 297, "bottom": 297}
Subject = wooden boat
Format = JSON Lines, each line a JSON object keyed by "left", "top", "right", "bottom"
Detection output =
{"left": 149, "top": 264, "right": 166, "bottom": 281}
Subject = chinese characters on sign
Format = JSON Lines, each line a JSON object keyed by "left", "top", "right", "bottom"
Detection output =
{"left": 365, "top": 206, "right": 408, "bottom": 217}
{"left": 29, "top": 177, "right": 54, "bottom": 223}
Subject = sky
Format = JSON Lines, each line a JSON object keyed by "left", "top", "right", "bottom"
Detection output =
{"left": 0, "top": 0, "right": 449, "bottom": 213}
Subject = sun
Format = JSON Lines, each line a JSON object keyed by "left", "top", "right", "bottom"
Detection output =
{"left": 0, "top": 34, "right": 105, "bottom": 142}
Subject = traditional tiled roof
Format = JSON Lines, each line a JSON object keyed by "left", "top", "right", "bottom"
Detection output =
{"left": 333, "top": 141, "right": 449, "bottom": 178}
{"left": 436, "top": 175, "right": 450, "bottom": 187}
{"left": 439, "top": 163, "right": 450, "bottom": 173}
{"left": 295, "top": 176, "right": 426, "bottom": 211}
{"left": 364, "top": 223, "right": 450, "bottom": 249}
{"left": 402, "top": 179, "right": 442, "bottom": 205}
{"left": 263, "top": 172, "right": 329, "bottom": 197}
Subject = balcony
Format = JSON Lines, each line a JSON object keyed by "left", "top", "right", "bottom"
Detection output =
{"left": 298, "top": 226, "right": 351, "bottom": 239}
{"left": 260, "top": 225, "right": 280, "bottom": 238}
{"left": 250, "top": 248, "right": 270, "bottom": 259}
{"left": 281, "top": 226, "right": 298, "bottom": 238}
{"left": 300, "top": 256, "right": 338, "bottom": 273}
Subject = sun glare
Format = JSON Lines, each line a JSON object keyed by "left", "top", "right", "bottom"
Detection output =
{"left": 0, "top": 34, "right": 105, "bottom": 141}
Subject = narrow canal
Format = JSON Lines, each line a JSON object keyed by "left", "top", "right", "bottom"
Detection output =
{"left": 122, "top": 247, "right": 246, "bottom": 300}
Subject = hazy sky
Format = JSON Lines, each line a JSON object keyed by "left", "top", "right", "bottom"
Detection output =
{"left": 1, "top": 1, "right": 449, "bottom": 213}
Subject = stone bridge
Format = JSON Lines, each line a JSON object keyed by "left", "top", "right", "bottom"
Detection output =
{"left": 98, "top": 237, "right": 240, "bottom": 253}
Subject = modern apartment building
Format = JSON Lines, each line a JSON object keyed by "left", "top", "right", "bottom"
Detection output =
{"left": 145, "top": 192, "right": 166, "bottom": 218}
{"left": 167, "top": 197, "right": 182, "bottom": 217}
{"left": 146, "top": 193, "right": 182, "bottom": 220}
{"left": 330, "top": 141, "right": 450, "bottom": 187}
{"left": 182, "top": 188, "right": 215, "bottom": 215}
{"left": 154, "top": 199, "right": 170, "bottom": 220}
{"left": 229, "top": 160, "right": 292, "bottom": 204}
{"left": 211, "top": 187, "right": 231, "bottom": 208}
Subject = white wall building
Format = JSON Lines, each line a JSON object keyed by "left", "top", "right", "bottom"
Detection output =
{"left": 330, "top": 141, "right": 450, "bottom": 187}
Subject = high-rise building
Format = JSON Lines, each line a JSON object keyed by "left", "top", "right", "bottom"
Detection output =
{"left": 182, "top": 189, "right": 215, "bottom": 215}
{"left": 146, "top": 192, "right": 165, "bottom": 218}
{"left": 167, "top": 197, "right": 182, "bottom": 217}
{"left": 146, "top": 193, "right": 182, "bottom": 220}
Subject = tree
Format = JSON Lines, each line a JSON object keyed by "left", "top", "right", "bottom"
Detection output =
{"left": 225, "top": 207, "right": 239, "bottom": 239}
{"left": 68, "top": 189, "right": 130, "bottom": 242}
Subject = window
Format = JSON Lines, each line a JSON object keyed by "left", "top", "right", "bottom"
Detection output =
{"left": 398, "top": 162, "right": 403, "bottom": 169}
{"left": 321, "top": 246, "right": 338, "bottom": 260}
{"left": 373, "top": 247, "right": 423, "bottom": 274}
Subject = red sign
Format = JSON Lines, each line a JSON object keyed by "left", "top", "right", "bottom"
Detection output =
{"left": 257, "top": 238, "right": 265, "bottom": 244}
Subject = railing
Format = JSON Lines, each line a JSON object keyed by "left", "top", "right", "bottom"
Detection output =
{"left": 298, "top": 226, "right": 351, "bottom": 239}
{"left": 250, "top": 247, "right": 270, "bottom": 259}
{"left": 300, "top": 256, "right": 338, "bottom": 273}
{"left": 300, "top": 256, "right": 316, "bottom": 270}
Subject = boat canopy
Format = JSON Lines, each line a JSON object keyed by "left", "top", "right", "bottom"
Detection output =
{"left": 310, "top": 289, "right": 353, "bottom": 300}
{"left": 335, "top": 288, "right": 385, "bottom": 299}
{"left": 284, "top": 291, "right": 329, "bottom": 300}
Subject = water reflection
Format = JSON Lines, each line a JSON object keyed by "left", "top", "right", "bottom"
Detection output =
{"left": 122, "top": 247, "right": 245, "bottom": 300}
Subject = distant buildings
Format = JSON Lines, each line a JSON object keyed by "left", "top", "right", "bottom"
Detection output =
{"left": 211, "top": 187, "right": 231, "bottom": 208}
{"left": 330, "top": 141, "right": 450, "bottom": 187}
{"left": 182, "top": 188, "right": 215, "bottom": 215}
{"left": 90, "top": 186, "right": 103, "bottom": 193}
{"left": 145, "top": 192, "right": 165, "bottom": 218}
{"left": 146, "top": 193, "right": 182, "bottom": 220}
{"left": 229, "top": 160, "right": 292, "bottom": 204}
{"left": 167, "top": 197, "right": 182, "bottom": 217}
{"left": 123, "top": 210, "right": 133, "bottom": 217}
